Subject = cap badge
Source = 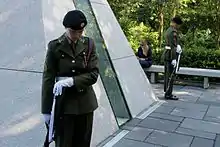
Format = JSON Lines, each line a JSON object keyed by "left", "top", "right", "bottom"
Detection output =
{"left": 81, "top": 22, "right": 85, "bottom": 28}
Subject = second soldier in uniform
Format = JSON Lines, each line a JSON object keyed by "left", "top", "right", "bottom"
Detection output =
{"left": 163, "top": 16, "right": 183, "bottom": 100}
{"left": 41, "top": 10, "right": 99, "bottom": 147}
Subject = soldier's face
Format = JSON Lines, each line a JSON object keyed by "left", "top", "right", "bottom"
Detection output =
{"left": 66, "top": 28, "right": 84, "bottom": 41}
{"left": 172, "top": 22, "right": 181, "bottom": 29}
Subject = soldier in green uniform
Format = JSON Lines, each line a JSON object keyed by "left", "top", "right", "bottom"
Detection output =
{"left": 163, "top": 16, "right": 183, "bottom": 100}
{"left": 41, "top": 10, "right": 99, "bottom": 147}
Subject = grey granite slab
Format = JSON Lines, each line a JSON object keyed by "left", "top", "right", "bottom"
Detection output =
{"left": 114, "top": 138, "right": 161, "bottom": 147}
{"left": 124, "top": 127, "right": 153, "bottom": 141}
{"left": 175, "top": 127, "right": 216, "bottom": 140}
{"left": 149, "top": 112, "right": 184, "bottom": 122}
{"left": 181, "top": 118, "right": 220, "bottom": 134}
{"left": 171, "top": 108, "right": 206, "bottom": 119}
{"left": 138, "top": 117, "right": 180, "bottom": 132}
{"left": 146, "top": 130, "right": 193, "bottom": 147}
{"left": 191, "top": 137, "right": 214, "bottom": 147}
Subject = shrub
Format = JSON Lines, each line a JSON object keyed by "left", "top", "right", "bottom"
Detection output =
{"left": 150, "top": 48, "right": 220, "bottom": 69}
{"left": 126, "top": 22, "right": 159, "bottom": 52}
{"left": 181, "top": 29, "right": 217, "bottom": 50}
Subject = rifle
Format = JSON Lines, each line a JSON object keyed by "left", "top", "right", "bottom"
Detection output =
{"left": 43, "top": 95, "right": 57, "bottom": 147}
{"left": 43, "top": 123, "right": 50, "bottom": 147}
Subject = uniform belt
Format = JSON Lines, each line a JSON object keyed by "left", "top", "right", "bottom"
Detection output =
{"left": 55, "top": 77, "right": 70, "bottom": 82}
{"left": 165, "top": 46, "right": 171, "bottom": 50}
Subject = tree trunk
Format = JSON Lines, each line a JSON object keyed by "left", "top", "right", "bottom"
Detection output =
{"left": 172, "top": 0, "right": 179, "bottom": 16}
{"left": 158, "top": 4, "right": 164, "bottom": 49}
{"left": 173, "top": 3, "right": 176, "bottom": 16}
{"left": 217, "top": 0, "right": 220, "bottom": 49}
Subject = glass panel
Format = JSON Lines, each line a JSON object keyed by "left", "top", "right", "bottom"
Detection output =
{"left": 74, "top": 0, "right": 131, "bottom": 125}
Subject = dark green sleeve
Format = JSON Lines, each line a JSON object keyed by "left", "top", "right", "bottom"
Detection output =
{"left": 74, "top": 39, "right": 99, "bottom": 90}
{"left": 41, "top": 42, "right": 57, "bottom": 114}
{"left": 170, "top": 31, "right": 178, "bottom": 60}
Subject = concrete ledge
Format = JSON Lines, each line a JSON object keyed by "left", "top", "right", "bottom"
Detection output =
{"left": 144, "top": 65, "right": 220, "bottom": 89}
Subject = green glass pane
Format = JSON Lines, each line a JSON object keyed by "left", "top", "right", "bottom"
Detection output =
{"left": 74, "top": 0, "right": 131, "bottom": 125}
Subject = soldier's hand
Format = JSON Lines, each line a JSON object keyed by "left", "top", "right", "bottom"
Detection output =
{"left": 171, "top": 59, "right": 177, "bottom": 67}
{"left": 53, "top": 77, "right": 74, "bottom": 96}
{"left": 53, "top": 82, "right": 63, "bottom": 96}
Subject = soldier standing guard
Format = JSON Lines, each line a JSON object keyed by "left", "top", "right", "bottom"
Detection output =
{"left": 41, "top": 10, "right": 99, "bottom": 147}
{"left": 163, "top": 16, "right": 183, "bottom": 100}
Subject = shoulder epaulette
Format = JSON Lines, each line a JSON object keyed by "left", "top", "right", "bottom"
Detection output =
{"left": 57, "top": 35, "right": 66, "bottom": 44}
{"left": 79, "top": 36, "right": 87, "bottom": 44}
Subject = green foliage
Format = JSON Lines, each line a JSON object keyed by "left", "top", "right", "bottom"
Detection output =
{"left": 127, "top": 22, "right": 159, "bottom": 52}
{"left": 152, "top": 48, "right": 220, "bottom": 69}
{"left": 108, "top": 0, "right": 220, "bottom": 69}
{"left": 181, "top": 29, "right": 216, "bottom": 50}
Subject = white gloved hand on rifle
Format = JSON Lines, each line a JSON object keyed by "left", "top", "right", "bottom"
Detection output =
{"left": 176, "top": 45, "right": 182, "bottom": 54}
{"left": 171, "top": 59, "right": 177, "bottom": 67}
{"left": 53, "top": 77, "right": 74, "bottom": 96}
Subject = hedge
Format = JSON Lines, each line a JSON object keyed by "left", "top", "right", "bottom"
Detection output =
{"left": 151, "top": 48, "right": 220, "bottom": 69}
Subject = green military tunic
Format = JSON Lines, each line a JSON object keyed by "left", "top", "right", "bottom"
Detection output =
{"left": 164, "top": 26, "right": 179, "bottom": 61}
{"left": 41, "top": 34, "right": 99, "bottom": 147}
{"left": 41, "top": 34, "right": 99, "bottom": 115}
{"left": 163, "top": 26, "right": 180, "bottom": 97}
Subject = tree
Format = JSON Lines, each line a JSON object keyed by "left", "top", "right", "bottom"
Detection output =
{"left": 108, "top": 0, "right": 220, "bottom": 49}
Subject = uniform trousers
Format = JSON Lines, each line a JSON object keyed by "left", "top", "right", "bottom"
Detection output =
{"left": 55, "top": 112, "right": 94, "bottom": 147}
{"left": 164, "top": 60, "right": 176, "bottom": 97}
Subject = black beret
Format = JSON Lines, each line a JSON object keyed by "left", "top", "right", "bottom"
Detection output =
{"left": 63, "top": 10, "right": 87, "bottom": 30}
{"left": 172, "top": 16, "right": 183, "bottom": 25}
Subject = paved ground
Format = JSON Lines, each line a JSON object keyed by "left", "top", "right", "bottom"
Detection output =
{"left": 101, "top": 84, "right": 220, "bottom": 147}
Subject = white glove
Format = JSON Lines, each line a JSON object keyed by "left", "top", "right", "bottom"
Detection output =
{"left": 43, "top": 114, "right": 51, "bottom": 125}
{"left": 53, "top": 77, "right": 74, "bottom": 96}
{"left": 176, "top": 45, "right": 182, "bottom": 54}
{"left": 171, "top": 59, "right": 177, "bottom": 67}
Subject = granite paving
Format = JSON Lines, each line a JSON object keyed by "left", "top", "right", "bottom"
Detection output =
{"left": 102, "top": 83, "right": 220, "bottom": 147}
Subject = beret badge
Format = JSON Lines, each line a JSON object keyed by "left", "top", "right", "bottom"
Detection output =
{"left": 81, "top": 22, "right": 85, "bottom": 28}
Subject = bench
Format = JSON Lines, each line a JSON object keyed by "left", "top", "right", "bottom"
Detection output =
{"left": 144, "top": 65, "right": 220, "bottom": 89}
